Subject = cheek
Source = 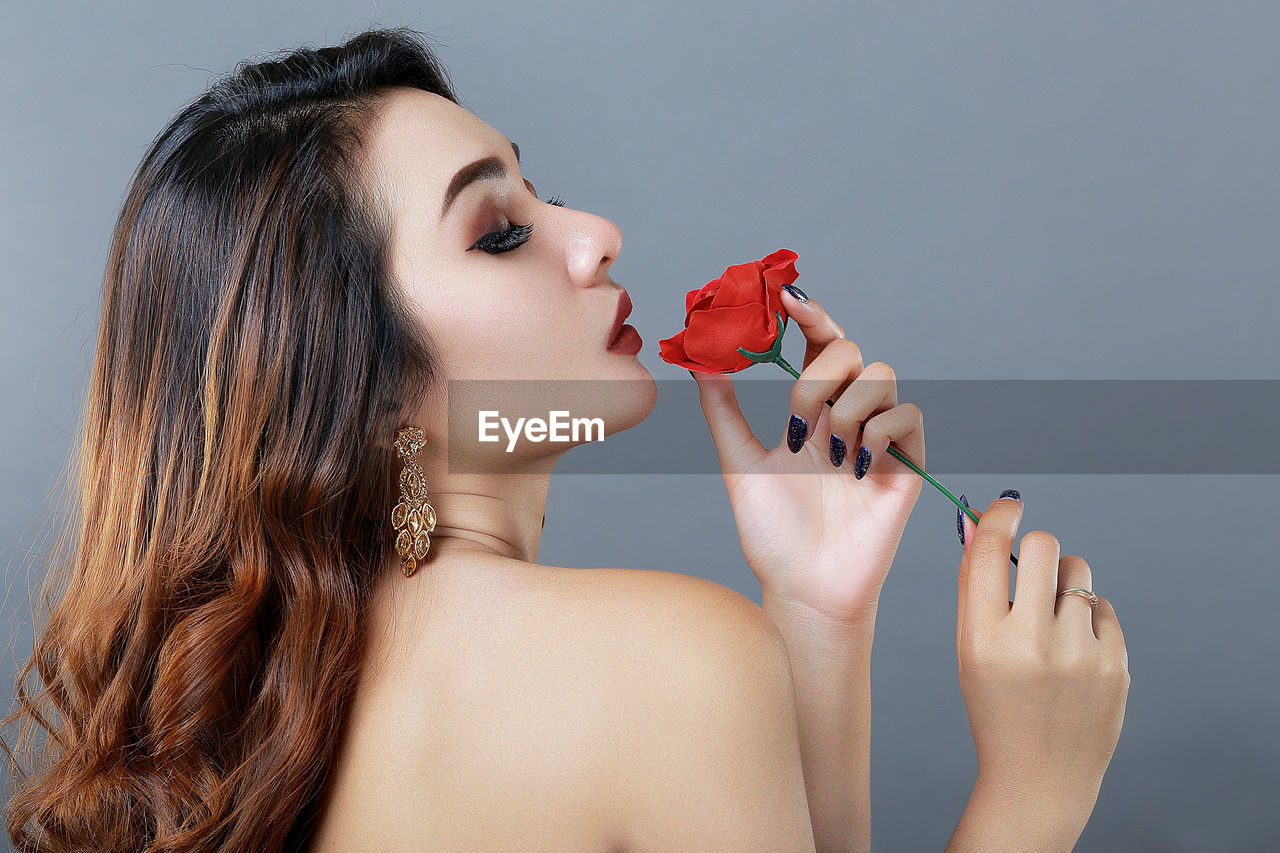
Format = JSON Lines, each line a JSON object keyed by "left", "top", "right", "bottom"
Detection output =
{"left": 434, "top": 295, "right": 560, "bottom": 374}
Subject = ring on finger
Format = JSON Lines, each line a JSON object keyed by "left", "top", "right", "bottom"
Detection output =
{"left": 1056, "top": 587, "right": 1099, "bottom": 608}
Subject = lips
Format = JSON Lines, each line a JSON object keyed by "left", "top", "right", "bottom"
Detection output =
{"left": 607, "top": 290, "right": 633, "bottom": 345}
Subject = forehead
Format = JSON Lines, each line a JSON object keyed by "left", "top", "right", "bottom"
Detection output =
{"left": 362, "top": 86, "right": 514, "bottom": 207}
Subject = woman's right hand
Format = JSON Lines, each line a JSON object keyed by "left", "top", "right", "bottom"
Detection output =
{"left": 955, "top": 493, "right": 1130, "bottom": 822}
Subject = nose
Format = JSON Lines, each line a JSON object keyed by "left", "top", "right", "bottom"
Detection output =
{"left": 567, "top": 211, "right": 623, "bottom": 287}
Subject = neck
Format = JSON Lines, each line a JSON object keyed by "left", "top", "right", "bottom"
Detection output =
{"left": 409, "top": 440, "right": 558, "bottom": 567}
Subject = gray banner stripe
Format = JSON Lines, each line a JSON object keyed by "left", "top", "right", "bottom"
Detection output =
{"left": 444, "top": 379, "right": 1280, "bottom": 474}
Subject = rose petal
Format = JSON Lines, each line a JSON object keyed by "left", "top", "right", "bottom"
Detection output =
{"left": 708, "top": 263, "right": 768, "bottom": 312}
{"left": 683, "top": 302, "right": 779, "bottom": 370}
{"left": 657, "top": 328, "right": 702, "bottom": 370}
{"left": 684, "top": 290, "right": 718, "bottom": 325}
{"left": 686, "top": 280, "right": 719, "bottom": 315}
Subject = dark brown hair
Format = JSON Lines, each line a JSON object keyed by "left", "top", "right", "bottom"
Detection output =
{"left": 3, "top": 26, "right": 459, "bottom": 852}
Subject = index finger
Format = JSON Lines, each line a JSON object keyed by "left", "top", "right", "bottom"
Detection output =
{"left": 780, "top": 287, "right": 847, "bottom": 371}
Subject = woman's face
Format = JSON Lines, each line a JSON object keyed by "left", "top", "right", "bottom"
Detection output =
{"left": 362, "top": 85, "right": 656, "bottom": 455}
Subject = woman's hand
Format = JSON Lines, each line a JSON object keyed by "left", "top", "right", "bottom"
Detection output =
{"left": 690, "top": 288, "right": 925, "bottom": 624}
{"left": 955, "top": 494, "right": 1130, "bottom": 821}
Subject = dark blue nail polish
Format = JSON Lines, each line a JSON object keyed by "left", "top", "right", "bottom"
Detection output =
{"left": 853, "top": 444, "right": 872, "bottom": 479}
{"left": 998, "top": 489, "right": 1021, "bottom": 501}
{"left": 829, "top": 434, "right": 846, "bottom": 467}
{"left": 787, "top": 414, "right": 808, "bottom": 453}
{"left": 957, "top": 494, "right": 969, "bottom": 545}
{"left": 781, "top": 283, "right": 808, "bottom": 303}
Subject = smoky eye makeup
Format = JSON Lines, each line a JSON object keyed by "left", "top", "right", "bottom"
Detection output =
{"left": 465, "top": 189, "right": 528, "bottom": 254}
{"left": 464, "top": 178, "right": 566, "bottom": 254}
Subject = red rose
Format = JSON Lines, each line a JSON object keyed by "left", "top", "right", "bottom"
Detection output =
{"left": 658, "top": 248, "right": 801, "bottom": 373}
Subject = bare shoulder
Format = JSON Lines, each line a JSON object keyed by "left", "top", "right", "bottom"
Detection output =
{"left": 557, "top": 566, "right": 793, "bottom": 701}
{"left": 562, "top": 567, "right": 816, "bottom": 851}
{"left": 576, "top": 567, "right": 785, "bottom": 652}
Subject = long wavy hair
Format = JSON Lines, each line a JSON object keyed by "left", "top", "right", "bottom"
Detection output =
{"left": 2, "top": 27, "right": 458, "bottom": 852}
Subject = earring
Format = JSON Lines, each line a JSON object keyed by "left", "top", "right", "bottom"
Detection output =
{"left": 392, "top": 426, "right": 436, "bottom": 578}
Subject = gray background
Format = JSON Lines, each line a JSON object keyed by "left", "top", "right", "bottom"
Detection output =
{"left": 2, "top": 1, "right": 1277, "bottom": 850}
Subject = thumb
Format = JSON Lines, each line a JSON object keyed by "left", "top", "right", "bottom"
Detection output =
{"left": 690, "top": 370, "right": 767, "bottom": 475}
{"left": 956, "top": 494, "right": 973, "bottom": 651}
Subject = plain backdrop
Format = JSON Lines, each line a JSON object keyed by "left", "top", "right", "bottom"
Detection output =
{"left": 2, "top": 2, "right": 1277, "bottom": 850}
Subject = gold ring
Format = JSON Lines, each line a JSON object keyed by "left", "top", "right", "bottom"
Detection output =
{"left": 1057, "top": 587, "right": 1099, "bottom": 608}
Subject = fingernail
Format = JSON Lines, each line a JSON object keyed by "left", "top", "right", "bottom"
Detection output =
{"left": 829, "top": 434, "right": 846, "bottom": 467}
{"left": 956, "top": 494, "right": 969, "bottom": 545}
{"left": 781, "top": 283, "right": 809, "bottom": 303}
{"left": 998, "top": 489, "right": 1021, "bottom": 501}
{"left": 787, "top": 414, "right": 808, "bottom": 453}
{"left": 853, "top": 444, "right": 872, "bottom": 479}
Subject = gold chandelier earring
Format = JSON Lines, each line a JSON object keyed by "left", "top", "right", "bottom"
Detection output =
{"left": 392, "top": 426, "right": 436, "bottom": 578}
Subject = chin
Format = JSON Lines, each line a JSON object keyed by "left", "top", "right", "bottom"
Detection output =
{"left": 599, "top": 369, "right": 658, "bottom": 435}
{"left": 566, "top": 361, "right": 657, "bottom": 440}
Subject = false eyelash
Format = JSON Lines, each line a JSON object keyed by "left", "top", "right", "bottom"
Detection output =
{"left": 474, "top": 221, "right": 534, "bottom": 254}
{"left": 473, "top": 193, "right": 568, "bottom": 254}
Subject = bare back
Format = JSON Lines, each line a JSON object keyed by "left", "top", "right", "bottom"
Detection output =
{"left": 307, "top": 557, "right": 813, "bottom": 852}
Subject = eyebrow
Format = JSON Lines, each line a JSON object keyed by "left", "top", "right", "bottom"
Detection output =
{"left": 439, "top": 139, "right": 522, "bottom": 222}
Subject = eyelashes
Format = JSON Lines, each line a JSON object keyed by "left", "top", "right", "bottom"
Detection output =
{"left": 473, "top": 221, "right": 533, "bottom": 254}
{"left": 472, "top": 193, "right": 567, "bottom": 254}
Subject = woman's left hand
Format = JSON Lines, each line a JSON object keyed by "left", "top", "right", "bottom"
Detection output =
{"left": 690, "top": 289, "right": 926, "bottom": 624}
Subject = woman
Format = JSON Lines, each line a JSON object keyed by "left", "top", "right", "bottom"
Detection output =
{"left": 2, "top": 26, "right": 1129, "bottom": 852}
